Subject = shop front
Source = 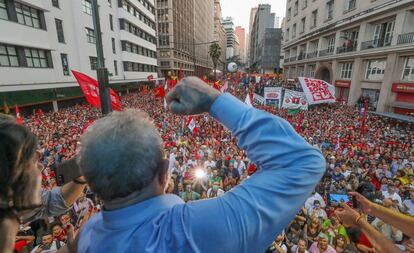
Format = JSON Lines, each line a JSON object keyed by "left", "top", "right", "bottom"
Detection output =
{"left": 334, "top": 80, "right": 351, "bottom": 104}
{"left": 391, "top": 83, "right": 414, "bottom": 116}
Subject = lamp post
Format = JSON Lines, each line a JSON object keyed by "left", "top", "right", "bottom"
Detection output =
{"left": 91, "top": 0, "right": 112, "bottom": 115}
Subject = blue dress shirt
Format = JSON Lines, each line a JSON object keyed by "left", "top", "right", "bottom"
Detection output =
{"left": 78, "top": 93, "right": 325, "bottom": 253}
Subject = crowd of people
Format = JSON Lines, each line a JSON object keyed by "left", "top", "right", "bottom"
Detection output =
{"left": 8, "top": 77, "right": 414, "bottom": 253}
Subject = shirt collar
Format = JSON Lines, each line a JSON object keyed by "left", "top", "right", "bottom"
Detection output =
{"left": 101, "top": 194, "right": 184, "bottom": 229}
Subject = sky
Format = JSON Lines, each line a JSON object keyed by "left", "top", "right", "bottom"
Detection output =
{"left": 221, "top": 0, "right": 287, "bottom": 33}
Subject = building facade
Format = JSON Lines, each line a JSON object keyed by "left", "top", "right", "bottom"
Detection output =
{"left": 213, "top": 0, "right": 226, "bottom": 71}
{"left": 235, "top": 26, "right": 246, "bottom": 64}
{"left": 283, "top": 0, "right": 414, "bottom": 115}
{"left": 247, "top": 7, "right": 258, "bottom": 67}
{"left": 222, "top": 16, "right": 235, "bottom": 59}
{"left": 0, "top": 0, "right": 158, "bottom": 108}
{"left": 257, "top": 28, "right": 282, "bottom": 74}
{"left": 156, "top": 0, "right": 214, "bottom": 78}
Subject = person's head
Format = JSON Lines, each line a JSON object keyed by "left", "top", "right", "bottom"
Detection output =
{"left": 0, "top": 114, "right": 41, "bottom": 221}
{"left": 41, "top": 232, "right": 54, "bottom": 246}
{"left": 59, "top": 214, "right": 71, "bottom": 226}
{"left": 290, "top": 222, "right": 301, "bottom": 235}
{"left": 317, "top": 233, "right": 329, "bottom": 250}
{"left": 185, "top": 184, "right": 192, "bottom": 193}
{"left": 313, "top": 200, "right": 321, "bottom": 209}
{"left": 212, "top": 168, "right": 218, "bottom": 177}
{"left": 333, "top": 234, "right": 347, "bottom": 248}
{"left": 275, "top": 231, "right": 284, "bottom": 242}
{"left": 50, "top": 222, "right": 64, "bottom": 238}
{"left": 78, "top": 110, "right": 166, "bottom": 202}
{"left": 297, "top": 238, "right": 308, "bottom": 253}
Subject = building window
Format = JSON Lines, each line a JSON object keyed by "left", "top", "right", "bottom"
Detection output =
{"left": 109, "top": 14, "right": 114, "bottom": 31}
{"left": 82, "top": 0, "right": 92, "bottom": 15}
{"left": 25, "top": 48, "right": 49, "bottom": 68}
{"left": 300, "top": 18, "right": 306, "bottom": 33}
{"left": 90, "top": 56, "right": 97, "bottom": 70}
{"left": 61, "top": 53, "right": 69, "bottom": 76}
{"left": 112, "top": 38, "right": 116, "bottom": 54}
{"left": 402, "top": 57, "right": 414, "bottom": 81}
{"left": 108, "top": 0, "right": 111, "bottom": 7}
{"left": 302, "top": 0, "right": 307, "bottom": 9}
{"left": 311, "top": 10, "right": 318, "bottom": 28}
{"left": 0, "top": 0, "right": 8, "bottom": 19}
{"left": 114, "top": 60, "right": 118, "bottom": 75}
{"left": 346, "top": 0, "right": 356, "bottom": 11}
{"left": 372, "top": 20, "right": 394, "bottom": 47}
{"left": 15, "top": 2, "right": 41, "bottom": 28}
{"left": 294, "top": 1, "right": 298, "bottom": 16}
{"left": 55, "top": 19, "right": 65, "bottom": 43}
{"left": 287, "top": 8, "right": 291, "bottom": 20}
{"left": 292, "top": 24, "right": 296, "bottom": 38}
{"left": 326, "top": 0, "right": 334, "bottom": 20}
{"left": 52, "top": 0, "right": 59, "bottom": 8}
{"left": 286, "top": 28, "right": 290, "bottom": 41}
{"left": 327, "top": 36, "right": 335, "bottom": 53}
{"left": 308, "top": 65, "right": 315, "bottom": 77}
{"left": 85, "top": 28, "right": 96, "bottom": 43}
{"left": 0, "top": 44, "right": 19, "bottom": 67}
{"left": 365, "top": 60, "right": 386, "bottom": 80}
{"left": 340, "top": 63, "right": 353, "bottom": 79}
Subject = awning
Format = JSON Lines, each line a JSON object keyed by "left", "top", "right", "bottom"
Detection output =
{"left": 371, "top": 112, "right": 414, "bottom": 123}
{"left": 390, "top": 101, "right": 414, "bottom": 109}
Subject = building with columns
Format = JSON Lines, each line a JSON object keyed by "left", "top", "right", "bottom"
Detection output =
{"left": 282, "top": 0, "right": 414, "bottom": 115}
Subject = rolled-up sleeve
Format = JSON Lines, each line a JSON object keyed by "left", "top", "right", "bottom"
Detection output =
{"left": 168, "top": 93, "right": 325, "bottom": 253}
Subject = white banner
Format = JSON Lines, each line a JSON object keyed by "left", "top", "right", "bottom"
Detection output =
{"left": 253, "top": 93, "right": 265, "bottom": 105}
{"left": 264, "top": 87, "right": 282, "bottom": 107}
{"left": 298, "top": 77, "right": 336, "bottom": 105}
{"left": 282, "top": 89, "right": 308, "bottom": 110}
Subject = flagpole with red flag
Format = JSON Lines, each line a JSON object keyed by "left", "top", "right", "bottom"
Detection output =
{"left": 15, "top": 105, "right": 23, "bottom": 124}
{"left": 361, "top": 97, "right": 369, "bottom": 135}
{"left": 296, "top": 111, "right": 304, "bottom": 133}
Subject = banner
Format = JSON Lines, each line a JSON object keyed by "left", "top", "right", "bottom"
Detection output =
{"left": 298, "top": 77, "right": 336, "bottom": 105}
{"left": 253, "top": 93, "right": 265, "bottom": 105}
{"left": 264, "top": 87, "right": 282, "bottom": 107}
{"left": 282, "top": 89, "right": 308, "bottom": 110}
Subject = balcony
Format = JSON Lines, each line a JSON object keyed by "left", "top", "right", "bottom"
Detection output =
{"left": 319, "top": 49, "right": 334, "bottom": 57}
{"left": 397, "top": 32, "right": 414, "bottom": 45}
{"left": 297, "top": 52, "right": 306, "bottom": 60}
{"left": 284, "top": 58, "right": 290, "bottom": 63}
{"left": 336, "top": 44, "right": 357, "bottom": 54}
{"left": 361, "top": 37, "right": 392, "bottom": 50}
{"left": 289, "top": 56, "right": 297, "bottom": 62}
{"left": 307, "top": 51, "right": 318, "bottom": 59}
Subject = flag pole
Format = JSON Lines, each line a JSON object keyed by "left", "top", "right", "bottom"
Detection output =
{"left": 296, "top": 111, "right": 303, "bottom": 133}
{"left": 92, "top": 0, "right": 112, "bottom": 115}
{"left": 361, "top": 97, "right": 369, "bottom": 135}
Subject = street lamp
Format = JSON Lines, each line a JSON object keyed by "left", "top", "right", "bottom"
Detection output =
{"left": 91, "top": 0, "right": 112, "bottom": 115}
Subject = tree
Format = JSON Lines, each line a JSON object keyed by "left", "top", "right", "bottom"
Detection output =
{"left": 209, "top": 42, "right": 221, "bottom": 80}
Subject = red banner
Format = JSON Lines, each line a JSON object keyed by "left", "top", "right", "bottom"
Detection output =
{"left": 15, "top": 105, "right": 23, "bottom": 124}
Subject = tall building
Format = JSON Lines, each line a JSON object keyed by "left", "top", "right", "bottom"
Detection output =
{"left": 247, "top": 7, "right": 258, "bottom": 67}
{"left": 0, "top": 0, "right": 158, "bottom": 109}
{"left": 235, "top": 26, "right": 246, "bottom": 64}
{"left": 249, "top": 4, "right": 277, "bottom": 72}
{"left": 222, "top": 17, "right": 235, "bottom": 59}
{"left": 282, "top": 0, "right": 414, "bottom": 115}
{"left": 274, "top": 16, "right": 280, "bottom": 29}
{"left": 156, "top": 0, "right": 214, "bottom": 77}
{"left": 257, "top": 28, "right": 282, "bottom": 74}
{"left": 214, "top": 0, "right": 226, "bottom": 71}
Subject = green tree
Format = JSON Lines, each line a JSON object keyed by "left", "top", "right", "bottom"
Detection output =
{"left": 209, "top": 42, "right": 221, "bottom": 80}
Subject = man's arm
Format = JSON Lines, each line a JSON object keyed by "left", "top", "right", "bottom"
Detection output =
{"left": 169, "top": 93, "right": 325, "bottom": 252}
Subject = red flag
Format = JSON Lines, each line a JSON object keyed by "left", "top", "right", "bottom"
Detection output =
{"left": 179, "top": 67, "right": 183, "bottom": 81}
{"left": 296, "top": 112, "right": 304, "bottom": 133}
{"left": 72, "top": 70, "right": 122, "bottom": 111}
{"left": 15, "top": 105, "right": 23, "bottom": 124}
{"left": 154, "top": 86, "right": 165, "bottom": 98}
{"left": 361, "top": 97, "right": 369, "bottom": 135}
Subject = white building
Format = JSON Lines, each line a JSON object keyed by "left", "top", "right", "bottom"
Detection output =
{"left": 222, "top": 16, "right": 235, "bottom": 59}
{"left": 0, "top": 0, "right": 157, "bottom": 110}
{"left": 282, "top": 0, "right": 414, "bottom": 115}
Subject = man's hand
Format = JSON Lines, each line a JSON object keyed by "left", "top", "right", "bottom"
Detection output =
{"left": 349, "top": 192, "right": 374, "bottom": 215}
{"left": 166, "top": 77, "right": 221, "bottom": 115}
{"left": 335, "top": 203, "right": 361, "bottom": 228}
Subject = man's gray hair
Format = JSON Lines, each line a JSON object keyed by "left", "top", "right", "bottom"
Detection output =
{"left": 78, "top": 109, "right": 164, "bottom": 201}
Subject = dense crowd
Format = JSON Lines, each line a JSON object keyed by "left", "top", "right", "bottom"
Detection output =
{"left": 12, "top": 78, "right": 414, "bottom": 253}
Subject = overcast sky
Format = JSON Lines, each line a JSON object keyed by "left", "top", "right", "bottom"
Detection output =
{"left": 221, "top": 0, "right": 287, "bottom": 33}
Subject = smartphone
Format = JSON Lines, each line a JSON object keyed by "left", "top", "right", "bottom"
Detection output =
{"left": 328, "top": 193, "right": 351, "bottom": 206}
{"left": 56, "top": 157, "right": 82, "bottom": 186}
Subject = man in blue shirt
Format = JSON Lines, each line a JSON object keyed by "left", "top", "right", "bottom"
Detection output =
{"left": 76, "top": 77, "right": 325, "bottom": 253}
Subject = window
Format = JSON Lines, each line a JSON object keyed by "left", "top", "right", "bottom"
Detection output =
{"left": 346, "top": 0, "right": 356, "bottom": 11}
{"left": 114, "top": 60, "right": 118, "bottom": 75}
{"left": 61, "top": 54, "right": 69, "bottom": 76}
{"left": 25, "top": 48, "right": 49, "bottom": 68}
{"left": 90, "top": 56, "right": 97, "bottom": 70}
{"left": 340, "top": 63, "right": 353, "bottom": 79}
{"left": 300, "top": 18, "right": 306, "bottom": 33}
{"left": 108, "top": 0, "right": 111, "bottom": 7}
{"left": 287, "top": 8, "right": 291, "bottom": 20}
{"left": 0, "top": 44, "right": 19, "bottom": 67}
{"left": 52, "top": 0, "right": 59, "bottom": 8}
{"left": 303, "top": 0, "right": 307, "bottom": 9}
{"left": 402, "top": 57, "right": 414, "bottom": 81}
{"left": 120, "top": 19, "right": 157, "bottom": 45}
{"left": 112, "top": 38, "right": 116, "bottom": 54}
{"left": 308, "top": 65, "right": 316, "bottom": 77}
{"left": 82, "top": 0, "right": 92, "bottom": 15}
{"left": 85, "top": 28, "right": 96, "bottom": 43}
{"left": 292, "top": 24, "right": 296, "bottom": 38}
{"left": 121, "top": 0, "right": 156, "bottom": 29}
{"left": 15, "top": 2, "right": 41, "bottom": 28}
{"left": 109, "top": 14, "right": 114, "bottom": 31}
{"left": 311, "top": 10, "right": 318, "bottom": 28}
{"left": 0, "top": 0, "right": 8, "bottom": 19}
{"left": 327, "top": 36, "right": 335, "bottom": 53}
{"left": 55, "top": 19, "right": 65, "bottom": 43}
{"left": 286, "top": 28, "right": 290, "bottom": 41}
{"left": 294, "top": 1, "right": 298, "bottom": 16}
{"left": 326, "top": 0, "right": 334, "bottom": 20}
{"left": 365, "top": 60, "right": 386, "bottom": 80}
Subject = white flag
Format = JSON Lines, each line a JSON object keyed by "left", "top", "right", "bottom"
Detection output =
{"left": 244, "top": 93, "right": 253, "bottom": 107}
{"left": 298, "top": 77, "right": 336, "bottom": 105}
{"left": 187, "top": 116, "right": 196, "bottom": 131}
